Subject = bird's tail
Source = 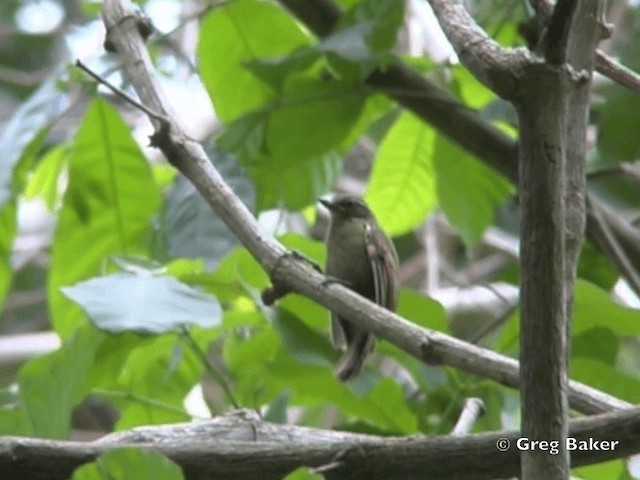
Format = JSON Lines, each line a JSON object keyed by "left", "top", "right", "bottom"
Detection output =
{"left": 335, "top": 333, "right": 375, "bottom": 382}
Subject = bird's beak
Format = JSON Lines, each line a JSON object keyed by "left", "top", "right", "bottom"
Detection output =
{"left": 319, "top": 198, "right": 334, "bottom": 211}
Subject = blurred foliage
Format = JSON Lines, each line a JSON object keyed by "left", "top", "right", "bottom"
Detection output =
{"left": 0, "top": 0, "right": 639, "bottom": 479}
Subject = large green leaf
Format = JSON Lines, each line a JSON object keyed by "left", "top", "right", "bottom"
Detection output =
{"left": 250, "top": 151, "right": 343, "bottom": 211}
{"left": 48, "top": 98, "right": 161, "bottom": 337}
{"left": 218, "top": 72, "right": 370, "bottom": 210}
{"left": 18, "top": 325, "right": 104, "bottom": 439}
{"left": 265, "top": 75, "right": 368, "bottom": 161}
{"left": 71, "top": 447, "right": 184, "bottom": 480}
{"left": 62, "top": 272, "right": 221, "bottom": 334}
{"left": 434, "top": 136, "right": 514, "bottom": 247}
{"left": 365, "top": 111, "right": 438, "bottom": 235}
{"left": 197, "top": 0, "right": 312, "bottom": 122}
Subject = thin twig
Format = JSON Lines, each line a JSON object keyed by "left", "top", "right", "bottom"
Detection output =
{"left": 75, "top": 59, "right": 167, "bottom": 122}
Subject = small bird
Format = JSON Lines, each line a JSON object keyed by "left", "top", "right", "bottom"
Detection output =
{"left": 319, "top": 195, "right": 399, "bottom": 381}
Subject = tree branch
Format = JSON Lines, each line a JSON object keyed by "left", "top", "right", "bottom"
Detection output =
{"left": 541, "top": 0, "right": 579, "bottom": 65}
{"left": 515, "top": 0, "right": 603, "bottom": 476}
{"left": 2, "top": 407, "right": 640, "bottom": 479}
{"left": 426, "top": 0, "right": 533, "bottom": 99}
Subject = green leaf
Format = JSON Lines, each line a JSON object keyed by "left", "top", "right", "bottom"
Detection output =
{"left": 572, "top": 327, "right": 619, "bottom": 365}
{"left": 252, "top": 151, "right": 343, "bottom": 211}
{"left": 265, "top": 75, "right": 367, "bottom": 161}
{"left": 576, "top": 241, "right": 619, "bottom": 290}
{"left": 281, "top": 467, "right": 324, "bottom": 480}
{"left": 342, "top": 0, "right": 404, "bottom": 54}
{"left": 18, "top": 325, "right": 104, "bottom": 439}
{"left": 214, "top": 245, "right": 270, "bottom": 291}
{"left": 0, "top": 406, "right": 31, "bottom": 436}
{"left": 0, "top": 202, "right": 16, "bottom": 312}
{"left": 48, "top": 98, "right": 161, "bottom": 337}
{"left": 62, "top": 272, "right": 221, "bottom": 334}
{"left": 365, "top": 111, "right": 438, "bottom": 235}
{"left": 598, "top": 86, "right": 640, "bottom": 163}
{"left": 570, "top": 358, "right": 640, "bottom": 404}
{"left": 366, "top": 378, "right": 418, "bottom": 434}
{"left": 243, "top": 47, "right": 322, "bottom": 91}
{"left": 219, "top": 112, "right": 345, "bottom": 210}
{"left": 497, "top": 279, "right": 640, "bottom": 353}
{"left": 323, "top": 0, "right": 404, "bottom": 78}
{"left": 71, "top": 447, "right": 184, "bottom": 480}
{"left": 273, "top": 308, "right": 335, "bottom": 367}
{"left": 279, "top": 232, "right": 326, "bottom": 267}
{"left": 268, "top": 351, "right": 417, "bottom": 434}
{"left": 451, "top": 66, "right": 496, "bottom": 109}
{"left": 224, "top": 328, "right": 280, "bottom": 408}
{"left": 434, "top": 136, "right": 514, "bottom": 247}
{"left": 164, "top": 147, "right": 254, "bottom": 268}
{"left": 112, "top": 333, "right": 205, "bottom": 429}
{"left": 572, "top": 460, "right": 630, "bottom": 480}
{"left": 23, "top": 144, "right": 68, "bottom": 210}
{"left": 198, "top": 0, "right": 312, "bottom": 122}
{"left": 218, "top": 72, "right": 368, "bottom": 211}
{"left": 217, "top": 111, "right": 268, "bottom": 161}
{"left": 573, "top": 280, "right": 640, "bottom": 336}
{"left": 396, "top": 289, "right": 447, "bottom": 332}
{"left": 263, "top": 390, "right": 289, "bottom": 424}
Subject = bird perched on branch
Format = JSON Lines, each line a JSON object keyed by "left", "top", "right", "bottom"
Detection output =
{"left": 319, "top": 195, "right": 399, "bottom": 381}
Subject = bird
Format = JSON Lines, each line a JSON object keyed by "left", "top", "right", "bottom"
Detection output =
{"left": 319, "top": 194, "right": 399, "bottom": 381}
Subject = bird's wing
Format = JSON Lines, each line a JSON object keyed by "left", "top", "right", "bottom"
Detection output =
{"left": 364, "top": 222, "right": 398, "bottom": 310}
